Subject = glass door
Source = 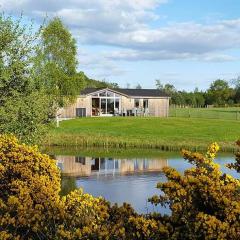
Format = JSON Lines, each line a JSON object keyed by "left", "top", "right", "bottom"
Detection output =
{"left": 107, "top": 99, "right": 114, "bottom": 114}
{"left": 92, "top": 98, "right": 100, "bottom": 116}
{"left": 100, "top": 98, "right": 107, "bottom": 114}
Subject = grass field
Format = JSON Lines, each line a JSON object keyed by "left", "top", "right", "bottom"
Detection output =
{"left": 169, "top": 107, "right": 240, "bottom": 120}
{"left": 47, "top": 115, "right": 240, "bottom": 152}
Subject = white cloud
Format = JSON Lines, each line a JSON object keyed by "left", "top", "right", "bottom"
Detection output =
{"left": 0, "top": 0, "right": 164, "bottom": 32}
{"left": 77, "top": 49, "right": 126, "bottom": 80}
{"left": 1, "top": 0, "right": 240, "bottom": 63}
{"left": 105, "top": 49, "right": 239, "bottom": 62}
{"left": 77, "top": 20, "right": 240, "bottom": 55}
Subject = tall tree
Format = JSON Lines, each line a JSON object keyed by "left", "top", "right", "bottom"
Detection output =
{"left": 206, "top": 79, "right": 233, "bottom": 105}
{"left": 38, "top": 17, "right": 81, "bottom": 107}
{"left": 155, "top": 79, "right": 163, "bottom": 90}
{"left": 164, "top": 83, "right": 176, "bottom": 95}
{"left": 0, "top": 14, "right": 54, "bottom": 143}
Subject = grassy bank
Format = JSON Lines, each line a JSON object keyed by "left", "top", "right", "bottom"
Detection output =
{"left": 42, "top": 146, "right": 183, "bottom": 159}
{"left": 46, "top": 117, "right": 240, "bottom": 152}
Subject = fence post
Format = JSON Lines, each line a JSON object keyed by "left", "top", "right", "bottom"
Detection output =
{"left": 56, "top": 116, "right": 59, "bottom": 128}
{"left": 188, "top": 109, "right": 190, "bottom": 118}
{"left": 237, "top": 111, "right": 239, "bottom": 120}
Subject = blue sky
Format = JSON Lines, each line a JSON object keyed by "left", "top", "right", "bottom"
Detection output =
{"left": 1, "top": 0, "right": 240, "bottom": 90}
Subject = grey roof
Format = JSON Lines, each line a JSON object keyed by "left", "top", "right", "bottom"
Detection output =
{"left": 81, "top": 88, "right": 169, "bottom": 97}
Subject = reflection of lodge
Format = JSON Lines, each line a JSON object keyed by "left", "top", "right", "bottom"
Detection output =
{"left": 56, "top": 156, "right": 168, "bottom": 177}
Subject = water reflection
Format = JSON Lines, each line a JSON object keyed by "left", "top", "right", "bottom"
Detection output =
{"left": 56, "top": 156, "right": 168, "bottom": 177}
{"left": 54, "top": 153, "right": 236, "bottom": 213}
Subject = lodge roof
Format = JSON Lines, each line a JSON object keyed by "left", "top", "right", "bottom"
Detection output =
{"left": 80, "top": 88, "right": 169, "bottom": 97}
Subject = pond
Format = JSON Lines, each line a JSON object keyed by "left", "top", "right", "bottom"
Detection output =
{"left": 45, "top": 148, "right": 238, "bottom": 214}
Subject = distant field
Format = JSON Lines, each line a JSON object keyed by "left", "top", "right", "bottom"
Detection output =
{"left": 169, "top": 107, "right": 240, "bottom": 120}
{"left": 47, "top": 116, "right": 240, "bottom": 152}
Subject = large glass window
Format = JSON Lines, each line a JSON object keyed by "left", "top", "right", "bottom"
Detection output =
{"left": 99, "top": 91, "right": 106, "bottom": 96}
{"left": 107, "top": 91, "right": 114, "bottom": 97}
{"left": 91, "top": 90, "right": 121, "bottom": 115}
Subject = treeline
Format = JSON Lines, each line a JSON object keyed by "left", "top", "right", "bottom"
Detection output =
{"left": 80, "top": 71, "right": 119, "bottom": 89}
{"left": 155, "top": 79, "right": 240, "bottom": 107}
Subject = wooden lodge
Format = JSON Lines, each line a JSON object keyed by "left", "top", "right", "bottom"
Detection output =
{"left": 58, "top": 87, "right": 170, "bottom": 118}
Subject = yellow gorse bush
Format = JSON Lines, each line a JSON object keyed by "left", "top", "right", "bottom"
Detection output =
{"left": 1, "top": 134, "right": 240, "bottom": 239}
{"left": 150, "top": 142, "right": 240, "bottom": 239}
{"left": 0, "top": 135, "right": 109, "bottom": 239}
{"left": 0, "top": 134, "right": 62, "bottom": 238}
{"left": 0, "top": 135, "right": 163, "bottom": 239}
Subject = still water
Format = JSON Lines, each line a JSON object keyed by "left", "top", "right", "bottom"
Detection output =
{"left": 53, "top": 150, "right": 237, "bottom": 214}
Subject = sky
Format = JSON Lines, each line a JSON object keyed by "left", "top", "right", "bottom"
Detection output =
{"left": 1, "top": 0, "right": 240, "bottom": 90}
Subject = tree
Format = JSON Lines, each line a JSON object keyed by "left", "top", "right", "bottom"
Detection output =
{"left": 231, "top": 76, "right": 240, "bottom": 89}
{"left": 0, "top": 14, "right": 54, "bottom": 143}
{"left": 231, "top": 76, "right": 240, "bottom": 103}
{"left": 155, "top": 79, "right": 163, "bottom": 90}
{"left": 37, "top": 17, "right": 81, "bottom": 107}
{"left": 206, "top": 79, "right": 233, "bottom": 105}
{"left": 0, "top": 14, "right": 36, "bottom": 100}
{"left": 135, "top": 83, "right": 142, "bottom": 89}
{"left": 171, "top": 91, "right": 186, "bottom": 105}
{"left": 163, "top": 84, "right": 176, "bottom": 95}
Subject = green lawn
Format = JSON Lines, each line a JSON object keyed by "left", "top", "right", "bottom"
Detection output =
{"left": 47, "top": 116, "right": 240, "bottom": 152}
{"left": 169, "top": 107, "right": 240, "bottom": 120}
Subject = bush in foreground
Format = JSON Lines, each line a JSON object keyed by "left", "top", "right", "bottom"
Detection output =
{"left": 0, "top": 135, "right": 165, "bottom": 239}
{"left": 0, "top": 134, "right": 240, "bottom": 239}
{"left": 150, "top": 142, "right": 240, "bottom": 239}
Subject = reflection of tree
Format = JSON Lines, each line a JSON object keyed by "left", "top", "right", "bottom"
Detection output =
{"left": 60, "top": 175, "right": 77, "bottom": 196}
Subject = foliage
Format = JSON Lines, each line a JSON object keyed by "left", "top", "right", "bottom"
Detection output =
{"left": 155, "top": 79, "right": 164, "bottom": 90}
{"left": 0, "top": 91, "right": 55, "bottom": 144}
{"left": 0, "top": 14, "right": 54, "bottom": 144}
{"left": 0, "top": 134, "right": 61, "bottom": 239}
{"left": 1, "top": 135, "right": 240, "bottom": 239}
{"left": 155, "top": 78, "right": 240, "bottom": 107}
{"left": 38, "top": 18, "right": 118, "bottom": 107}
{"left": 149, "top": 142, "right": 240, "bottom": 239}
{"left": 227, "top": 140, "right": 240, "bottom": 173}
{"left": 206, "top": 79, "right": 234, "bottom": 105}
{"left": 0, "top": 14, "right": 117, "bottom": 144}
{"left": 0, "top": 14, "right": 36, "bottom": 99}
{"left": 37, "top": 17, "right": 81, "bottom": 107}
{"left": 0, "top": 135, "right": 108, "bottom": 239}
{"left": 0, "top": 135, "right": 168, "bottom": 239}
{"left": 38, "top": 18, "right": 121, "bottom": 104}
{"left": 82, "top": 71, "right": 119, "bottom": 89}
